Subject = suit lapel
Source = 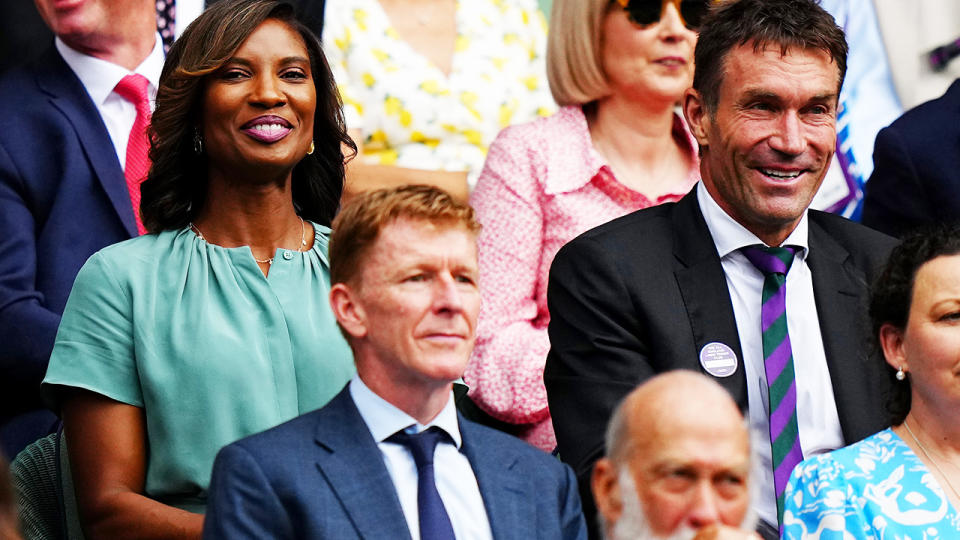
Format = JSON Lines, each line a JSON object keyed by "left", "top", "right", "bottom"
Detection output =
{"left": 671, "top": 192, "right": 749, "bottom": 409}
{"left": 313, "top": 388, "right": 413, "bottom": 540}
{"left": 459, "top": 418, "right": 533, "bottom": 540}
{"left": 807, "top": 217, "right": 879, "bottom": 443}
{"left": 34, "top": 47, "right": 138, "bottom": 237}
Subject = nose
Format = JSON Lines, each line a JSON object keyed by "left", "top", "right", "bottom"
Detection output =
{"left": 686, "top": 482, "right": 721, "bottom": 529}
{"left": 432, "top": 274, "right": 465, "bottom": 314}
{"left": 768, "top": 112, "right": 805, "bottom": 156}
{"left": 250, "top": 73, "right": 286, "bottom": 108}
{"left": 659, "top": 2, "right": 690, "bottom": 41}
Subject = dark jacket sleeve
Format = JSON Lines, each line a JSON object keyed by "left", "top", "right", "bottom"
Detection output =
{"left": 544, "top": 235, "right": 655, "bottom": 537}
{"left": 862, "top": 123, "right": 933, "bottom": 237}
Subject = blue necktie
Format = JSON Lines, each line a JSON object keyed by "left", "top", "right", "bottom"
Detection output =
{"left": 388, "top": 427, "right": 456, "bottom": 540}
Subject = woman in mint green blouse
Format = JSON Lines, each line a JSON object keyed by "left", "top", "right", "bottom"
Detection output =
{"left": 41, "top": 1, "right": 356, "bottom": 537}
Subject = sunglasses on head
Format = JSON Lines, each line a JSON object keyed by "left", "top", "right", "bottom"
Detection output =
{"left": 615, "top": 0, "right": 710, "bottom": 30}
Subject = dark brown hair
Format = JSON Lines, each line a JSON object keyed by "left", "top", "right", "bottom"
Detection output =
{"left": 693, "top": 0, "right": 848, "bottom": 112}
{"left": 870, "top": 224, "right": 960, "bottom": 425}
{"left": 140, "top": 0, "right": 355, "bottom": 231}
{"left": 329, "top": 185, "right": 481, "bottom": 287}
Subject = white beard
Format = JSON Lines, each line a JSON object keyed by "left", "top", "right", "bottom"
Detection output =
{"left": 606, "top": 470, "right": 759, "bottom": 540}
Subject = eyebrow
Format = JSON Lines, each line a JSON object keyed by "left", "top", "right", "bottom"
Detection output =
{"left": 740, "top": 89, "right": 838, "bottom": 104}
{"left": 225, "top": 55, "right": 311, "bottom": 67}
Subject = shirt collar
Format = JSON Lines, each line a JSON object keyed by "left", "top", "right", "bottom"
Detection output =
{"left": 696, "top": 181, "right": 809, "bottom": 259}
{"left": 56, "top": 33, "right": 165, "bottom": 106}
{"left": 543, "top": 106, "right": 699, "bottom": 195}
{"left": 349, "top": 375, "right": 463, "bottom": 449}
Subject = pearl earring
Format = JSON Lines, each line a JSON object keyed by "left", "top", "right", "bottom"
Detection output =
{"left": 896, "top": 366, "right": 906, "bottom": 381}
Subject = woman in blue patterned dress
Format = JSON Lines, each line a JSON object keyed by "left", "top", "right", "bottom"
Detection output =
{"left": 782, "top": 226, "right": 960, "bottom": 538}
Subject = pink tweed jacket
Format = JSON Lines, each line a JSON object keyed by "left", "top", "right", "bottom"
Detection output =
{"left": 466, "top": 105, "right": 700, "bottom": 451}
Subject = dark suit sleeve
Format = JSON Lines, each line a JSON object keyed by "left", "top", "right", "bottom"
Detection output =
{"left": 545, "top": 235, "right": 655, "bottom": 533}
{"left": 0, "top": 140, "right": 61, "bottom": 389}
{"left": 203, "top": 443, "right": 294, "bottom": 540}
{"left": 862, "top": 124, "right": 932, "bottom": 237}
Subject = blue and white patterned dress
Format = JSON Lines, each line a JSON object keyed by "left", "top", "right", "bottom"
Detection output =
{"left": 783, "top": 428, "right": 960, "bottom": 539}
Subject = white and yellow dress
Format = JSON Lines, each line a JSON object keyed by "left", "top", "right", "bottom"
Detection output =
{"left": 323, "top": 0, "right": 556, "bottom": 186}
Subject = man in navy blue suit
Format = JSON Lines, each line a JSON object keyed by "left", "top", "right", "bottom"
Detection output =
{"left": 204, "top": 185, "right": 587, "bottom": 540}
{"left": 0, "top": 0, "right": 162, "bottom": 457}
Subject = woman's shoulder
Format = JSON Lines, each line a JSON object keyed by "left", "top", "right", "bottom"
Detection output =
{"left": 83, "top": 229, "right": 189, "bottom": 280}
{"left": 490, "top": 106, "right": 588, "bottom": 154}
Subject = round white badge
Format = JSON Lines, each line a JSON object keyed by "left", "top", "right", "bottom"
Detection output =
{"left": 699, "top": 342, "right": 738, "bottom": 378}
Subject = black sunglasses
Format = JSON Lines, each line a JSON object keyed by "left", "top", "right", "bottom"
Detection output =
{"left": 615, "top": 0, "right": 710, "bottom": 30}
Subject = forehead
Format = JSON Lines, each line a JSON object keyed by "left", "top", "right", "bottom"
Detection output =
{"left": 719, "top": 42, "right": 840, "bottom": 100}
{"left": 630, "top": 412, "right": 749, "bottom": 472}
{"left": 233, "top": 18, "right": 308, "bottom": 57}
{"left": 912, "top": 254, "right": 960, "bottom": 305}
{"left": 362, "top": 219, "right": 478, "bottom": 270}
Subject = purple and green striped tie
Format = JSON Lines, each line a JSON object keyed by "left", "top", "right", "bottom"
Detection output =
{"left": 741, "top": 245, "right": 803, "bottom": 528}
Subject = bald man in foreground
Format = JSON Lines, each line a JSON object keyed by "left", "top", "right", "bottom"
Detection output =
{"left": 592, "top": 372, "right": 760, "bottom": 540}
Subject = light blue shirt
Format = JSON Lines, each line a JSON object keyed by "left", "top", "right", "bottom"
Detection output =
{"left": 349, "top": 375, "right": 494, "bottom": 540}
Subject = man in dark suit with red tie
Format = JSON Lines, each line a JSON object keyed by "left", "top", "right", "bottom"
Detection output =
{"left": 0, "top": 0, "right": 162, "bottom": 457}
{"left": 544, "top": 1, "right": 897, "bottom": 538}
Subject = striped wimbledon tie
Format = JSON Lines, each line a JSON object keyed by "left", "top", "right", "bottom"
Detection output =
{"left": 741, "top": 245, "right": 803, "bottom": 528}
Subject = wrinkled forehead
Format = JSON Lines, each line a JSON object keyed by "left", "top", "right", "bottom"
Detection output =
{"left": 625, "top": 410, "right": 751, "bottom": 474}
{"left": 720, "top": 41, "right": 843, "bottom": 96}
{"left": 358, "top": 219, "right": 478, "bottom": 276}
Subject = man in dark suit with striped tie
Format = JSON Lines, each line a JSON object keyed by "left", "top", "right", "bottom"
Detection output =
{"left": 545, "top": 0, "right": 897, "bottom": 538}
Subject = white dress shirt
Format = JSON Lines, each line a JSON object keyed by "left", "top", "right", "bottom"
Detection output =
{"left": 56, "top": 34, "right": 164, "bottom": 172}
{"left": 349, "top": 376, "right": 494, "bottom": 540}
{"left": 697, "top": 182, "right": 845, "bottom": 526}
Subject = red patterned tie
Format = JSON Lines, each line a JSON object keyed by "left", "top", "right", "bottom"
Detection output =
{"left": 114, "top": 74, "right": 151, "bottom": 235}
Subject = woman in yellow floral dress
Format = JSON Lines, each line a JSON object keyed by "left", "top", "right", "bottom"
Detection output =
{"left": 324, "top": 0, "right": 556, "bottom": 203}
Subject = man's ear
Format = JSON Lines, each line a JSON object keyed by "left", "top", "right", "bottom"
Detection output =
{"left": 682, "top": 87, "right": 710, "bottom": 148}
{"left": 329, "top": 283, "right": 368, "bottom": 339}
{"left": 592, "top": 458, "right": 624, "bottom": 530}
{"left": 878, "top": 323, "right": 907, "bottom": 374}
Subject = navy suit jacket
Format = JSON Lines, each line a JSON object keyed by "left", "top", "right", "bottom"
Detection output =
{"left": 862, "top": 79, "right": 960, "bottom": 238}
{"left": 544, "top": 190, "right": 897, "bottom": 537}
{"left": 0, "top": 47, "right": 135, "bottom": 428}
{"left": 203, "top": 386, "right": 587, "bottom": 540}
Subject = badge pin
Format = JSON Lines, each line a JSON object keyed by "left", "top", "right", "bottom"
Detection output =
{"left": 699, "top": 342, "right": 738, "bottom": 378}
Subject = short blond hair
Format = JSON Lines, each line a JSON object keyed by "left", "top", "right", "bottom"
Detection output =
{"left": 547, "top": 0, "right": 611, "bottom": 106}
{"left": 330, "top": 185, "right": 481, "bottom": 286}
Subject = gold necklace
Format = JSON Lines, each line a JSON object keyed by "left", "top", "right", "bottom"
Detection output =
{"left": 189, "top": 216, "right": 307, "bottom": 265}
{"left": 903, "top": 419, "right": 960, "bottom": 502}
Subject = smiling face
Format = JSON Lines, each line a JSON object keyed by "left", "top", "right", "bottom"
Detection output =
{"left": 601, "top": 1, "right": 696, "bottom": 104}
{"left": 882, "top": 255, "right": 960, "bottom": 417}
{"left": 684, "top": 43, "right": 840, "bottom": 246}
{"left": 341, "top": 218, "right": 480, "bottom": 394}
{"left": 201, "top": 18, "right": 316, "bottom": 182}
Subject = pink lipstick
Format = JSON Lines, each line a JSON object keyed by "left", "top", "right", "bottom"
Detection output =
{"left": 241, "top": 115, "right": 292, "bottom": 143}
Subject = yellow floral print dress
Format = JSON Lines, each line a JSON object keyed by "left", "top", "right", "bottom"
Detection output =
{"left": 323, "top": 0, "right": 556, "bottom": 186}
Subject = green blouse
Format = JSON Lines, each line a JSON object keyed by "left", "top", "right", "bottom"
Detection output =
{"left": 43, "top": 224, "right": 354, "bottom": 512}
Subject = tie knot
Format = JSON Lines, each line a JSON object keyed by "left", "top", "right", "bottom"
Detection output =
{"left": 387, "top": 426, "right": 450, "bottom": 468}
{"left": 115, "top": 74, "right": 151, "bottom": 108}
{"left": 741, "top": 245, "right": 798, "bottom": 276}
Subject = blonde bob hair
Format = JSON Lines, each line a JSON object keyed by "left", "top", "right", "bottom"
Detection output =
{"left": 547, "top": 0, "right": 612, "bottom": 106}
